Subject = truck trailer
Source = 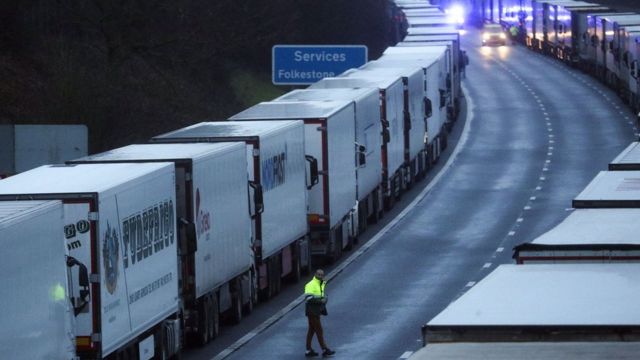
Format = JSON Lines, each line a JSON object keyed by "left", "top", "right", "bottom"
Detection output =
{"left": 310, "top": 73, "right": 406, "bottom": 210}
{"left": 0, "top": 200, "right": 76, "bottom": 359}
{"left": 609, "top": 142, "right": 640, "bottom": 170}
{"left": 69, "top": 142, "right": 254, "bottom": 344}
{"left": 513, "top": 208, "right": 640, "bottom": 263}
{"left": 275, "top": 88, "right": 384, "bottom": 230}
{"left": 424, "top": 264, "right": 640, "bottom": 344}
{"left": 150, "top": 122, "right": 311, "bottom": 300}
{"left": 230, "top": 101, "right": 357, "bottom": 261}
{"left": 0, "top": 163, "right": 180, "bottom": 359}
{"left": 572, "top": 170, "right": 640, "bottom": 208}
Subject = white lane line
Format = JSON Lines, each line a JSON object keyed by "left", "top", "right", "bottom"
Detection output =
{"left": 466, "top": 281, "right": 476, "bottom": 287}
{"left": 483, "top": 263, "right": 492, "bottom": 268}
{"left": 524, "top": 206, "right": 531, "bottom": 210}
{"left": 400, "top": 351, "right": 414, "bottom": 359}
{"left": 209, "top": 84, "right": 477, "bottom": 360}
{"left": 496, "top": 247, "right": 504, "bottom": 252}
{"left": 517, "top": 217, "right": 524, "bottom": 222}
{"left": 508, "top": 231, "right": 516, "bottom": 236}
{"left": 530, "top": 196, "right": 536, "bottom": 200}
{"left": 536, "top": 186, "right": 542, "bottom": 190}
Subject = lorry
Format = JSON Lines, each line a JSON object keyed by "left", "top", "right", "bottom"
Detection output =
{"left": 513, "top": 208, "right": 640, "bottom": 263}
{"left": 609, "top": 142, "right": 640, "bottom": 170}
{"left": 310, "top": 72, "right": 406, "bottom": 210}
{"left": 150, "top": 122, "right": 311, "bottom": 300}
{"left": 274, "top": 89, "right": 384, "bottom": 231}
{"left": 69, "top": 142, "right": 255, "bottom": 344}
{"left": 0, "top": 124, "right": 88, "bottom": 177}
{"left": 230, "top": 101, "right": 357, "bottom": 262}
{"left": 358, "top": 63, "right": 429, "bottom": 182}
{"left": 0, "top": 200, "right": 75, "bottom": 359}
{"left": 0, "top": 163, "right": 181, "bottom": 359}
{"left": 422, "top": 264, "right": 640, "bottom": 351}
{"left": 377, "top": 47, "right": 450, "bottom": 162}
{"left": 572, "top": 170, "right": 640, "bottom": 208}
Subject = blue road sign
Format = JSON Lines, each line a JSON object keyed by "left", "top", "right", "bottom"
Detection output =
{"left": 272, "top": 45, "right": 368, "bottom": 85}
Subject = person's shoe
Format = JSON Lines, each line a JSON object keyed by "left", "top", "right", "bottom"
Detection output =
{"left": 305, "top": 349, "right": 319, "bottom": 357}
{"left": 322, "top": 348, "right": 335, "bottom": 357}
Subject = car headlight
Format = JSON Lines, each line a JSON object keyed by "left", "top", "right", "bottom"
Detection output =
{"left": 500, "top": 33, "right": 506, "bottom": 39}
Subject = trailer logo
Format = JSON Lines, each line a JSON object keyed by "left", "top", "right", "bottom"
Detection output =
{"left": 65, "top": 220, "right": 90, "bottom": 239}
{"left": 195, "top": 189, "right": 211, "bottom": 239}
{"left": 122, "top": 200, "right": 175, "bottom": 269}
{"left": 261, "top": 145, "right": 288, "bottom": 192}
{"left": 102, "top": 222, "right": 120, "bottom": 294}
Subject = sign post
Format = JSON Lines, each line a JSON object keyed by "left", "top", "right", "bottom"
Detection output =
{"left": 272, "top": 45, "right": 368, "bottom": 85}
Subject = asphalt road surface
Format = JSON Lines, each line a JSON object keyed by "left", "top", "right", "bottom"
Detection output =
{"left": 184, "top": 28, "right": 637, "bottom": 360}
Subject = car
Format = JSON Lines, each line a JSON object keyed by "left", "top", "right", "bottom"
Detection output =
{"left": 482, "top": 24, "right": 507, "bottom": 46}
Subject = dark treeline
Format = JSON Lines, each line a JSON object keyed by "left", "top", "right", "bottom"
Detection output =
{"left": 0, "top": 0, "right": 398, "bottom": 152}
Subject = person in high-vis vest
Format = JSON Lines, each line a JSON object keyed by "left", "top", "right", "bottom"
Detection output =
{"left": 304, "top": 269, "right": 335, "bottom": 357}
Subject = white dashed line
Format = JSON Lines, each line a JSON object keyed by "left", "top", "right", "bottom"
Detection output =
{"left": 483, "top": 263, "right": 492, "bottom": 268}
{"left": 530, "top": 196, "right": 536, "bottom": 200}
{"left": 400, "top": 351, "right": 414, "bottom": 359}
{"left": 517, "top": 218, "right": 524, "bottom": 222}
{"left": 497, "top": 247, "right": 504, "bottom": 252}
{"left": 508, "top": 231, "right": 516, "bottom": 236}
{"left": 466, "top": 281, "right": 476, "bottom": 287}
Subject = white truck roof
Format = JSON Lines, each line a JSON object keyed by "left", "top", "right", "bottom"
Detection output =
{"left": 72, "top": 142, "right": 242, "bottom": 163}
{"left": 276, "top": 88, "right": 379, "bottom": 103}
{"left": 411, "top": 342, "right": 640, "bottom": 360}
{"left": 0, "top": 200, "right": 60, "bottom": 226}
{"left": 407, "top": 27, "right": 459, "bottom": 35}
{"left": 573, "top": 171, "right": 640, "bottom": 208}
{"left": 426, "top": 264, "right": 640, "bottom": 342}
{"left": 153, "top": 120, "right": 301, "bottom": 141}
{"left": 230, "top": 100, "right": 352, "bottom": 120}
{"left": 521, "top": 209, "right": 640, "bottom": 247}
{"left": 310, "top": 72, "right": 403, "bottom": 90}
{"left": 0, "top": 163, "right": 172, "bottom": 195}
{"left": 609, "top": 142, "right": 640, "bottom": 170}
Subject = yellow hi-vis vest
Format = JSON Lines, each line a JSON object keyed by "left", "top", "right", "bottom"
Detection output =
{"left": 304, "top": 277, "right": 325, "bottom": 299}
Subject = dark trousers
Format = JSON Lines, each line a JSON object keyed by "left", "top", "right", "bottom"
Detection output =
{"left": 306, "top": 314, "right": 327, "bottom": 350}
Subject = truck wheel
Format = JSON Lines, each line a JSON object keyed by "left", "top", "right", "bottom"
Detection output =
{"left": 273, "top": 255, "right": 282, "bottom": 294}
{"left": 292, "top": 253, "right": 302, "bottom": 283}
{"left": 231, "top": 290, "right": 243, "bottom": 325}
{"left": 244, "top": 271, "right": 256, "bottom": 314}
{"left": 210, "top": 295, "right": 220, "bottom": 340}
{"left": 197, "top": 298, "right": 211, "bottom": 346}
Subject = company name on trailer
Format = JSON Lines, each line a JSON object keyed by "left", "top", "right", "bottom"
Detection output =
{"left": 122, "top": 200, "right": 175, "bottom": 269}
{"left": 262, "top": 147, "right": 287, "bottom": 191}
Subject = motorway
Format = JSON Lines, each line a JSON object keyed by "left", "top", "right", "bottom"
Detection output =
{"left": 184, "top": 29, "right": 637, "bottom": 360}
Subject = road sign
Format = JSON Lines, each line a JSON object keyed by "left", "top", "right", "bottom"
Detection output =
{"left": 272, "top": 45, "right": 368, "bottom": 85}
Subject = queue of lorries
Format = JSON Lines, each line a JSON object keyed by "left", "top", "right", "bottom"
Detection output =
{"left": 0, "top": 3, "right": 464, "bottom": 359}
{"left": 455, "top": 0, "right": 640, "bottom": 116}
{"left": 404, "top": 0, "right": 640, "bottom": 358}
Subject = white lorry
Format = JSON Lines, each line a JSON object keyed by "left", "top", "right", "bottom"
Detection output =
{"left": 150, "top": 122, "right": 311, "bottom": 300}
{"left": 230, "top": 101, "right": 357, "bottom": 261}
{"left": 421, "top": 264, "right": 640, "bottom": 357}
{"left": 513, "top": 208, "right": 640, "bottom": 263}
{"left": 572, "top": 170, "right": 640, "bottom": 208}
{"left": 310, "top": 73, "right": 406, "bottom": 210}
{"left": 274, "top": 88, "right": 384, "bottom": 229}
{"left": 609, "top": 141, "right": 640, "bottom": 170}
{"left": 69, "top": 142, "right": 254, "bottom": 344}
{"left": 358, "top": 63, "right": 429, "bottom": 179}
{"left": 0, "top": 200, "right": 75, "bottom": 359}
{"left": 0, "top": 163, "right": 181, "bottom": 359}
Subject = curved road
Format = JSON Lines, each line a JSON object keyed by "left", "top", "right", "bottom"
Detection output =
{"left": 185, "top": 29, "right": 636, "bottom": 360}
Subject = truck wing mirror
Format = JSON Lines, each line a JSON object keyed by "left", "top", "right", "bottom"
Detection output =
{"left": 305, "top": 155, "right": 319, "bottom": 190}
{"left": 249, "top": 181, "right": 264, "bottom": 216}
{"left": 66, "top": 256, "right": 90, "bottom": 316}
{"left": 424, "top": 97, "right": 433, "bottom": 118}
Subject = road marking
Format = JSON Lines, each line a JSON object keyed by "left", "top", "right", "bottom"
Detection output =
{"left": 508, "top": 231, "right": 516, "bottom": 236}
{"left": 466, "top": 281, "right": 476, "bottom": 287}
{"left": 517, "top": 217, "right": 524, "bottom": 222}
{"left": 400, "top": 351, "right": 414, "bottom": 359}
{"left": 536, "top": 186, "right": 542, "bottom": 190}
{"left": 524, "top": 206, "right": 531, "bottom": 210}
{"left": 208, "top": 83, "right": 477, "bottom": 360}
{"left": 496, "top": 247, "right": 504, "bottom": 252}
{"left": 530, "top": 196, "right": 536, "bottom": 200}
{"left": 483, "top": 263, "right": 492, "bottom": 268}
